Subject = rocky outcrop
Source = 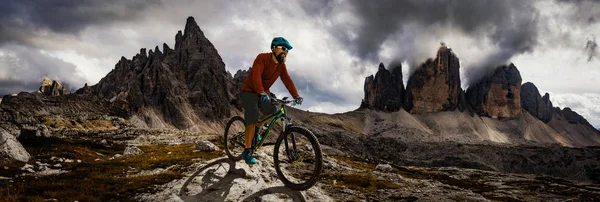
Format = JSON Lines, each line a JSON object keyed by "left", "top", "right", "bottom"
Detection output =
{"left": 405, "top": 45, "right": 461, "bottom": 113}
{"left": 520, "top": 82, "right": 553, "bottom": 122}
{"left": 360, "top": 63, "right": 404, "bottom": 112}
{"left": 75, "top": 83, "right": 92, "bottom": 95}
{"left": 0, "top": 92, "right": 126, "bottom": 131}
{"left": 230, "top": 68, "right": 250, "bottom": 111}
{"left": 0, "top": 128, "right": 31, "bottom": 163}
{"left": 466, "top": 64, "right": 522, "bottom": 119}
{"left": 39, "top": 78, "right": 67, "bottom": 96}
{"left": 86, "top": 17, "right": 236, "bottom": 130}
{"left": 555, "top": 107, "right": 590, "bottom": 125}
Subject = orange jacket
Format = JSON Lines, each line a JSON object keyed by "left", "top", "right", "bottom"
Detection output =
{"left": 242, "top": 53, "right": 300, "bottom": 97}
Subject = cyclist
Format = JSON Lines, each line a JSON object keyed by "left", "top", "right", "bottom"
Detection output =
{"left": 240, "top": 37, "right": 303, "bottom": 165}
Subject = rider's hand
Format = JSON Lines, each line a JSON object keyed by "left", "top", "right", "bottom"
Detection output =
{"left": 259, "top": 92, "right": 270, "bottom": 103}
{"left": 293, "top": 96, "right": 303, "bottom": 105}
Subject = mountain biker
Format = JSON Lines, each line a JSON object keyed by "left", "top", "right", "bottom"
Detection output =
{"left": 240, "top": 37, "right": 303, "bottom": 165}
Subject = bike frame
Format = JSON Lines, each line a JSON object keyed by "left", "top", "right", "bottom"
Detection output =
{"left": 253, "top": 100, "right": 292, "bottom": 151}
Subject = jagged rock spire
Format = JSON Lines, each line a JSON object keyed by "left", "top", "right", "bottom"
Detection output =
{"left": 361, "top": 63, "right": 404, "bottom": 112}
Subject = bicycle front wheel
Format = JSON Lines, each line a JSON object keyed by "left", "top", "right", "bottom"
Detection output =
{"left": 224, "top": 116, "right": 246, "bottom": 161}
{"left": 274, "top": 126, "right": 323, "bottom": 191}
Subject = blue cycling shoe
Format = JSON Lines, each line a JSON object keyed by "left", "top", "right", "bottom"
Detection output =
{"left": 242, "top": 149, "right": 257, "bottom": 165}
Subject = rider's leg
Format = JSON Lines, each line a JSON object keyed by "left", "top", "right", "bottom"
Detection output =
{"left": 241, "top": 92, "right": 259, "bottom": 165}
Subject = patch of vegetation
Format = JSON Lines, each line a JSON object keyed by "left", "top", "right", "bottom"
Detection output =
{"left": 322, "top": 173, "right": 402, "bottom": 193}
{"left": 43, "top": 117, "right": 115, "bottom": 130}
{"left": 330, "top": 155, "right": 376, "bottom": 171}
{"left": 0, "top": 136, "right": 222, "bottom": 201}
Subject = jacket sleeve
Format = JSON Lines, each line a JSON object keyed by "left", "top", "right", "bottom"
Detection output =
{"left": 251, "top": 54, "right": 266, "bottom": 94}
{"left": 280, "top": 65, "right": 300, "bottom": 97}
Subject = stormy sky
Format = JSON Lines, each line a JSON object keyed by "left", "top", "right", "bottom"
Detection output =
{"left": 0, "top": 0, "right": 599, "bottom": 128}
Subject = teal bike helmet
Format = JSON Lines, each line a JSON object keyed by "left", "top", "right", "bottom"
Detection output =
{"left": 271, "top": 37, "right": 293, "bottom": 50}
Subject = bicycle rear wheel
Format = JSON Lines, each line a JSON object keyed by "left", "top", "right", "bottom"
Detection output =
{"left": 224, "top": 116, "right": 246, "bottom": 161}
{"left": 274, "top": 126, "right": 323, "bottom": 190}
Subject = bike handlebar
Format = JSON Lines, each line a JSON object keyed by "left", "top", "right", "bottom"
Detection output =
{"left": 271, "top": 96, "right": 296, "bottom": 106}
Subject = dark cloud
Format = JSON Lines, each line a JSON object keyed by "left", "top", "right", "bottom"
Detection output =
{"left": 585, "top": 37, "right": 598, "bottom": 62}
{"left": 0, "top": 0, "right": 161, "bottom": 47}
{"left": 556, "top": 0, "right": 600, "bottom": 25}
{"left": 0, "top": 45, "right": 88, "bottom": 96}
{"left": 302, "top": 0, "right": 540, "bottom": 86}
{"left": 0, "top": 79, "right": 40, "bottom": 97}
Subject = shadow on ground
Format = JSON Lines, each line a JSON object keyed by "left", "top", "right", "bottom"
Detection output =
{"left": 178, "top": 157, "right": 305, "bottom": 201}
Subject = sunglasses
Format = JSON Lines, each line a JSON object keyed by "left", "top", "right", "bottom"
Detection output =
{"left": 276, "top": 46, "right": 289, "bottom": 52}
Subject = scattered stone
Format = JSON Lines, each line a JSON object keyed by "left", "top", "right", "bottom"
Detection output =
{"left": 109, "top": 154, "right": 123, "bottom": 160}
{"left": 376, "top": 164, "right": 393, "bottom": 172}
{"left": 195, "top": 140, "right": 219, "bottom": 152}
{"left": 64, "top": 159, "right": 73, "bottom": 163}
{"left": 100, "top": 139, "right": 108, "bottom": 145}
{"left": 124, "top": 145, "right": 144, "bottom": 156}
{"left": 36, "top": 124, "right": 50, "bottom": 137}
{"left": 96, "top": 152, "right": 105, "bottom": 157}
{"left": 54, "top": 164, "right": 62, "bottom": 168}
{"left": 77, "top": 160, "right": 81, "bottom": 163}
{"left": 21, "top": 164, "right": 33, "bottom": 171}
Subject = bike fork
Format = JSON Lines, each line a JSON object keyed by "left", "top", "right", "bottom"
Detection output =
{"left": 284, "top": 133, "right": 299, "bottom": 161}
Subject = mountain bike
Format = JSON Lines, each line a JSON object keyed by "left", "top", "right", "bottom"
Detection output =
{"left": 223, "top": 96, "right": 323, "bottom": 191}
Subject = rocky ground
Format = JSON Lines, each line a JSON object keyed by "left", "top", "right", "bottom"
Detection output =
{"left": 1, "top": 130, "right": 599, "bottom": 201}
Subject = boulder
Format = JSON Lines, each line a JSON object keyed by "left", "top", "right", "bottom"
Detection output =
{"left": 466, "top": 64, "right": 522, "bottom": 119}
{"left": 195, "top": 140, "right": 219, "bottom": 152}
{"left": 0, "top": 129, "right": 31, "bottom": 163}
{"left": 360, "top": 63, "right": 404, "bottom": 112}
{"left": 405, "top": 45, "right": 461, "bottom": 113}
{"left": 375, "top": 164, "right": 393, "bottom": 172}
{"left": 124, "top": 145, "right": 144, "bottom": 156}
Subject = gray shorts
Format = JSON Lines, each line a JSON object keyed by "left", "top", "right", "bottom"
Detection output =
{"left": 242, "top": 92, "right": 276, "bottom": 126}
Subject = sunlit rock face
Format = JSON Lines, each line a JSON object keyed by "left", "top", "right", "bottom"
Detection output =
{"left": 466, "top": 64, "right": 522, "bottom": 119}
{"left": 39, "top": 78, "right": 67, "bottom": 96}
{"left": 404, "top": 45, "right": 461, "bottom": 114}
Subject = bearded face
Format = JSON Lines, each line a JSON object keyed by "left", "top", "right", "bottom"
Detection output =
{"left": 272, "top": 46, "right": 288, "bottom": 63}
{"left": 276, "top": 52, "right": 286, "bottom": 63}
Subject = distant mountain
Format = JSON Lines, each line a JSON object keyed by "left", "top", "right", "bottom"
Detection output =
{"left": 359, "top": 44, "right": 600, "bottom": 147}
